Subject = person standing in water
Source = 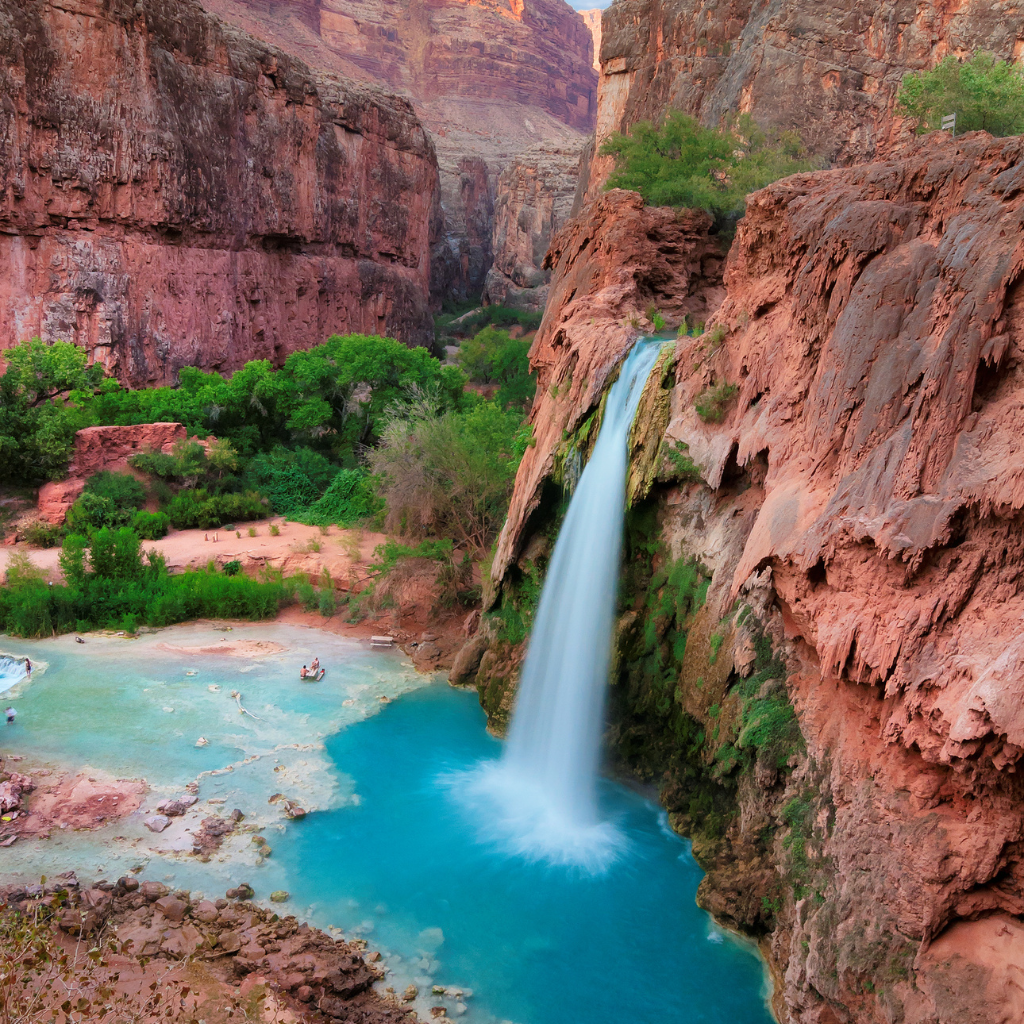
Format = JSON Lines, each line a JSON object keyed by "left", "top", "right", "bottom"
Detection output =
{"left": 5, "top": 707, "right": 15, "bottom": 725}
{"left": 23, "top": 658, "right": 30, "bottom": 677}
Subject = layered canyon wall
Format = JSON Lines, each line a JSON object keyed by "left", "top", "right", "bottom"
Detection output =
{"left": 480, "top": 141, "right": 587, "bottom": 312}
{"left": 203, "top": 0, "right": 599, "bottom": 298}
{"left": 0, "top": 0, "right": 442, "bottom": 386}
{"left": 581, "top": 0, "right": 1024, "bottom": 202}
{"left": 464, "top": 131, "right": 1024, "bottom": 1024}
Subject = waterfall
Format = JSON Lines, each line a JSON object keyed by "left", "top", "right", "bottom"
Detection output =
{"left": 459, "top": 340, "right": 665, "bottom": 871}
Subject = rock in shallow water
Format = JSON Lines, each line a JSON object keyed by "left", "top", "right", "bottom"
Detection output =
{"left": 143, "top": 814, "right": 171, "bottom": 832}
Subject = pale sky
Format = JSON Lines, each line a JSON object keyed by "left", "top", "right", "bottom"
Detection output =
{"left": 569, "top": 0, "right": 611, "bottom": 9}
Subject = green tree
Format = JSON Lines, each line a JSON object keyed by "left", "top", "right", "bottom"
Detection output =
{"left": 369, "top": 400, "right": 525, "bottom": 551}
{"left": 59, "top": 533, "right": 88, "bottom": 588}
{"left": 600, "top": 112, "right": 817, "bottom": 221}
{"left": 457, "top": 326, "right": 536, "bottom": 410}
{"left": 897, "top": 52, "right": 1024, "bottom": 136}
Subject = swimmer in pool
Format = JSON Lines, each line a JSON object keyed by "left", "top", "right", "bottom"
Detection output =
{"left": 5, "top": 707, "right": 15, "bottom": 725}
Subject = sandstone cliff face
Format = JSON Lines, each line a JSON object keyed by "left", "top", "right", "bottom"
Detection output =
{"left": 474, "top": 132, "right": 1024, "bottom": 1023}
{"left": 581, "top": 0, "right": 1024, "bottom": 201}
{"left": 0, "top": 0, "right": 440, "bottom": 385}
{"left": 491, "top": 187, "right": 726, "bottom": 578}
{"left": 204, "top": 0, "right": 598, "bottom": 297}
{"left": 481, "top": 141, "right": 587, "bottom": 312}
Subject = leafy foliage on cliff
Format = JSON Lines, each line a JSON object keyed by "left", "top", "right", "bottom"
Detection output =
{"left": 600, "top": 113, "right": 816, "bottom": 221}
{"left": 897, "top": 51, "right": 1024, "bottom": 136}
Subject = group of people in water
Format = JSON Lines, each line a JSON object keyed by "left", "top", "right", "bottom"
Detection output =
{"left": 300, "top": 656, "right": 326, "bottom": 681}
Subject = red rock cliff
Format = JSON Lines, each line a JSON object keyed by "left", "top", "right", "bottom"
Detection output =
{"left": 203, "top": 0, "right": 599, "bottom": 297}
{"left": 0, "top": 0, "right": 441, "bottom": 385}
{"left": 480, "top": 132, "right": 1024, "bottom": 1023}
{"left": 582, "top": 0, "right": 1024, "bottom": 201}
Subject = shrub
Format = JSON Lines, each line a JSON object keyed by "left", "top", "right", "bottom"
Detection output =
{"left": 165, "top": 489, "right": 268, "bottom": 530}
{"left": 223, "top": 560, "right": 242, "bottom": 576}
{"left": 83, "top": 469, "right": 146, "bottom": 510}
{"left": 369, "top": 401, "right": 525, "bottom": 551}
{"left": 300, "top": 468, "right": 383, "bottom": 528}
{"left": 695, "top": 381, "right": 739, "bottom": 423}
{"left": 600, "top": 112, "right": 817, "bottom": 222}
{"left": 132, "top": 509, "right": 170, "bottom": 539}
{"left": 243, "top": 446, "right": 337, "bottom": 517}
{"left": 23, "top": 520, "right": 64, "bottom": 548}
{"left": 65, "top": 491, "right": 118, "bottom": 535}
{"left": 897, "top": 51, "right": 1024, "bottom": 136}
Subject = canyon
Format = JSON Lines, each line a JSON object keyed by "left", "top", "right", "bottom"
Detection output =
{"left": 466, "top": 130, "right": 1024, "bottom": 1023}
{"left": 201, "top": 0, "right": 599, "bottom": 298}
{"left": 0, "top": 0, "right": 445, "bottom": 385}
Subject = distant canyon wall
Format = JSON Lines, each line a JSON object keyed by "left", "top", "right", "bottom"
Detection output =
{"left": 204, "top": 0, "right": 600, "bottom": 299}
{"left": 0, "top": 0, "right": 441, "bottom": 385}
{"left": 580, "top": 0, "right": 1024, "bottom": 202}
{"left": 481, "top": 141, "right": 586, "bottom": 312}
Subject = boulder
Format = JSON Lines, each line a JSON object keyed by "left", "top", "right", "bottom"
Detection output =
{"left": 139, "top": 881, "right": 170, "bottom": 901}
{"left": 143, "top": 814, "right": 172, "bottom": 833}
{"left": 448, "top": 634, "right": 490, "bottom": 686}
{"left": 193, "top": 900, "right": 219, "bottom": 923}
{"left": 153, "top": 896, "right": 188, "bottom": 923}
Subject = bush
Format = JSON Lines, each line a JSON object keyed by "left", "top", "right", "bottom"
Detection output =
{"left": 300, "top": 468, "right": 383, "bottom": 528}
{"left": 165, "top": 489, "right": 268, "bottom": 530}
{"left": 83, "top": 470, "right": 146, "bottom": 510}
{"left": 65, "top": 491, "right": 118, "bottom": 535}
{"left": 0, "top": 549, "right": 289, "bottom": 638}
{"left": 897, "top": 51, "right": 1024, "bottom": 136}
{"left": 695, "top": 381, "right": 739, "bottom": 423}
{"left": 600, "top": 112, "right": 817, "bottom": 222}
{"left": 243, "top": 446, "right": 337, "bottom": 517}
{"left": 223, "top": 560, "right": 242, "bottom": 576}
{"left": 22, "top": 520, "right": 64, "bottom": 548}
{"left": 369, "top": 401, "right": 525, "bottom": 551}
{"left": 132, "top": 509, "right": 170, "bottom": 539}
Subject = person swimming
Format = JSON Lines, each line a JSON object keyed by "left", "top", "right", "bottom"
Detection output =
{"left": 5, "top": 707, "right": 15, "bottom": 725}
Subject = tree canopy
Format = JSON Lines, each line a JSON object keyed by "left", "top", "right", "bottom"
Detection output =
{"left": 600, "top": 112, "right": 817, "bottom": 221}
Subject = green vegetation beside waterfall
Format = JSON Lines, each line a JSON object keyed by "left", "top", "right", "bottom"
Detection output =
{"left": 600, "top": 113, "right": 817, "bottom": 224}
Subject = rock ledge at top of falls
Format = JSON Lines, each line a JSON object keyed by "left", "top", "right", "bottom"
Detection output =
{"left": 0, "top": 0, "right": 441, "bottom": 385}
{"left": 490, "top": 131, "right": 1024, "bottom": 1024}
{"left": 492, "top": 188, "right": 726, "bottom": 579}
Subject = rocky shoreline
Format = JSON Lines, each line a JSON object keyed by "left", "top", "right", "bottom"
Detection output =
{"left": 1, "top": 871, "right": 435, "bottom": 1023}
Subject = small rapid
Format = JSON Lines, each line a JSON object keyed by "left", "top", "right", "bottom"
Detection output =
{"left": 460, "top": 340, "right": 665, "bottom": 871}
{"left": 0, "top": 653, "right": 30, "bottom": 694}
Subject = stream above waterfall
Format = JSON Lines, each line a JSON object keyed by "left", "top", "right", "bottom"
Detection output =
{"left": 0, "top": 623, "right": 774, "bottom": 1024}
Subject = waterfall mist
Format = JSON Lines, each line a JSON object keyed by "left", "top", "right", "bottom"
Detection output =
{"left": 456, "top": 340, "right": 665, "bottom": 871}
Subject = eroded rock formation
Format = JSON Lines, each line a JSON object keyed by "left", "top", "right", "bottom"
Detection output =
{"left": 0, "top": 0, "right": 440, "bottom": 384}
{"left": 481, "top": 141, "right": 588, "bottom": 312}
{"left": 468, "top": 132, "right": 1024, "bottom": 1023}
{"left": 581, "top": 0, "right": 1024, "bottom": 202}
{"left": 492, "top": 187, "right": 726, "bottom": 579}
{"left": 204, "top": 0, "right": 599, "bottom": 297}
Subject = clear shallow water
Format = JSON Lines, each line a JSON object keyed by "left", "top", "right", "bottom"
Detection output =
{"left": 0, "top": 626, "right": 774, "bottom": 1024}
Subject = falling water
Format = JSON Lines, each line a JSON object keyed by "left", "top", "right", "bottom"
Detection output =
{"left": 460, "top": 340, "right": 665, "bottom": 871}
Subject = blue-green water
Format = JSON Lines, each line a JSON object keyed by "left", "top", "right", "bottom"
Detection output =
{"left": 0, "top": 625, "right": 774, "bottom": 1024}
